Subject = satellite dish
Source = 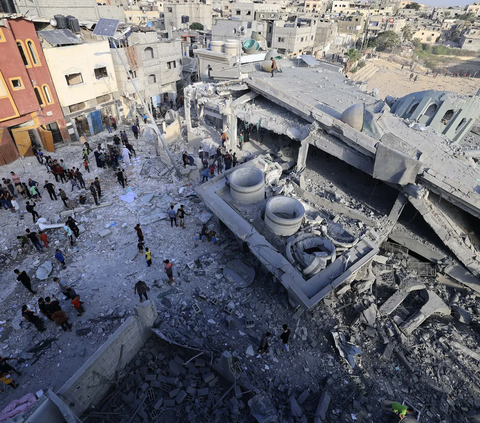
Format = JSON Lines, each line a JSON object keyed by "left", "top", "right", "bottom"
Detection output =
{"left": 50, "top": 18, "right": 58, "bottom": 27}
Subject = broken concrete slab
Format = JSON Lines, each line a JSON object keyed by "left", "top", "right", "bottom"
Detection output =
{"left": 452, "top": 305, "right": 472, "bottom": 324}
{"left": 99, "top": 230, "right": 111, "bottom": 238}
{"left": 197, "top": 211, "right": 213, "bottom": 225}
{"left": 331, "top": 331, "right": 363, "bottom": 368}
{"left": 139, "top": 212, "right": 168, "bottom": 226}
{"left": 314, "top": 391, "right": 331, "bottom": 423}
{"left": 36, "top": 261, "right": 53, "bottom": 280}
{"left": 441, "top": 338, "right": 480, "bottom": 361}
{"left": 289, "top": 395, "right": 303, "bottom": 417}
{"left": 389, "top": 230, "right": 446, "bottom": 263}
{"left": 360, "top": 303, "right": 378, "bottom": 327}
{"left": 248, "top": 395, "right": 279, "bottom": 423}
{"left": 445, "top": 264, "right": 480, "bottom": 295}
{"left": 380, "top": 279, "right": 426, "bottom": 316}
{"left": 223, "top": 259, "right": 256, "bottom": 288}
{"left": 400, "top": 290, "right": 450, "bottom": 335}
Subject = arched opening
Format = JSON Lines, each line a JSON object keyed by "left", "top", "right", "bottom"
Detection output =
{"left": 34, "top": 86, "right": 45, "bottom": 107}
{"left": 424, "top": 103, "right": 438, "bottom": 118}
{"left": 441, "top": 109, "right": 454, "bottom": 125}
{"left": 144, "top": 47, "right": 154, "bottom": 60}
{"left": 26, "top": 39, "right": 40, "bottom": 65}
{"left": 148, "top": 74, "right": 157, "bottom": 84}
{"left": 408, "top": 103, "right": 419, "bottom": 115}
{"left": 16, "top": 41, "right": 31, "bottom": 67}
{"left": 42, "top": 84, "right": 53, "bottom": 104}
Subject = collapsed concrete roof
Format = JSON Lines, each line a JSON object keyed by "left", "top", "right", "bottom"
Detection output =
{"left": 186, "top": 64, "right": 480, "bottom": 287}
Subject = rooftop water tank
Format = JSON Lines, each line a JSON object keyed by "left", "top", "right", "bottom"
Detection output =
{"left": 54, "top": 15, "right": 68, "bottom": 30}
{"left": 210, "top": 40, "right": 225, "bottom": 53}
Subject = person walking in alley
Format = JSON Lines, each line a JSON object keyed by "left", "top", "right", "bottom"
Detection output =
{"left": 134, "top": 280, "right": 149, "bottom": 302}
{"left": 14, "top": 269, "right": 36, "bottom": 294}
{"left": 55, "top": 249, "right": 67, "bottom": 268}
{"left": 135, "top": 224, "right": 144, "bottom": 242}
{"left": 116, "top": 169, "right": 126, "bottom": 188}
{"left": 90, "top": 183, "right": 99, "bottom": 205}
{"left": 168, "top": 205, "right": 178, "bottom": 227}
{"left": 145, "top": 247, "right": 152, "bottom": 267}
{"left": 177, "top": 205, "right": 190, "bottom": 229}
{"left": 164, "top": 259, "right": 174, "bottom": 284}
{"left": 258, "top": 331, "right": 271, "bottom": 354}
{"left": 279, "top": 324, "right": 291, "bottom": 352}
{"left": 44, "top": 180, "right": 57, "bottom": 200}
{"left": 26, "top": 229, "right": 43, "bottom": 252}
{"left": 25, "top": 201, "right": 40, "bottom": 222}
{"left": 94, "top": 177, "right": 102, "bottom": 198}
{"left": 21, "top": 305, "right": 45, "bottom": 332}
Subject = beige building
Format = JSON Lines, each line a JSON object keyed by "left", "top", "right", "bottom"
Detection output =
{"left": 161, "top": 3, "right": 213, "bottom": 37}
{"left": 304, "top": 0, "right": 329, "bottom": 15}
{"left": 412, "top": 25, "right": 441, "bottom": 43}
{"left": 124, "top": 10, "right": 160, "bottom": 25}
{"left": 40, "top": 37, "right": 121, "bottom": 139}
{"left": 466, "top": 2, "right": 480, "bottom": 17}
{"left": 272, "top": 17, "right": 318, "bottom": 56}
{"left": 460, "top": 27, "right": 480, "bottom": 51}
{"left": 367, "top": 15, "right": 406, "bottom": 35}
{"left": 111, "top": 31, "right": 182, "bottom": 118}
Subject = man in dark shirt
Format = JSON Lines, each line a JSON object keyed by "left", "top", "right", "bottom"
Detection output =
{"left": 26, "top": 229, "right": 43, "bottom": 251}
{"left": 25, "top": 201, "right": 40, "bottom": 223}
{"left": 66, "top": 216, "right": 80, "bottom": 237}
{"left": 21, "top": 305, "right": 45, "bottom": 332}
{"left": 43, "top": 180, "right": 57, "bottom": 200}
{"left": 14, "top": 269, "right": 36, "bottom": 294}
{"left": 135, "top": 224, "right": 144, "bottom": 242}
{"left": 279, "top": 324, "right": 291, "bottom": 352}
{"left": 258, "top": 332, "right": 271, "bottom": 354}
{"left": 45, "top": 296, "right": 62, "bottom": 315}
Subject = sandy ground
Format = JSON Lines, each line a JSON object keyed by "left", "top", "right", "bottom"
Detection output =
{"left": 366, "top": 57, "right": 480, "bottom": 98}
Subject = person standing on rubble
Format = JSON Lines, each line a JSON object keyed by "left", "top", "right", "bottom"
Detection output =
{"left": 14, "top": 269, "right": 36, "bottom": 295}
{"left": 258, "top": 332, "right": 271, "bottom": 354}
{"left": 134, "top": 280, "right": 149, "bottom": 302}
{"left": 59, "top": 189, "right": 70, "bottom": 208}
{"left": 135, "top": 224, "right": 144, "bottom": 242}
{"left": 94, "top": 177, "right": 102, "bottom": 198}
{"left": 232, "top": 152, "right": 238, "bottom": 167}
{"left": 25, "top": 201, "right": 40, "bottom": 223}
{"left": 90, "top": 183, "right": 99, "bottom": 206}
{"left": 26, "top": 229, "right": 43, "bottom": 252}
{"left": 21, "top": 305, "right": 46, "bottom": 332}
{"left": 220, "top": 131, "right": 227, "bottom": 148}
{"left": 55, "top": 249, "right": 67, "bottom": 269}
{"left": 168, "top": 205, "right": 178, "bottom": 227}
{"left": 177, "top": 205, "right": 191, "bottom": 229}
{"left": 64, "top": 224, "right": 75, "bottom": 246}
{"left": 66, "top": 216, "right": 80, "bottom": 237}
{"left": 279, "top": 324, "right": 291, "bottom": 352}
{"left": 164, "top": 259, "right": 174, "bottom": 284}
{"left": 52, "top": 310, "right": 73, "bottom": 332}
{"left": 145, "top": 247, "right": 152, "bottom": 267}
{"left": 270, "top": 57, "right": 277, "bottom": 78}
{"left": 43, "top": 180, "right": 57, "bottom": 201}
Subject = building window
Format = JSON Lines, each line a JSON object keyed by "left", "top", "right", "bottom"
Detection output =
{"left": 148, "top": 74, "right": 157, "bottom": 84}
{"left": 167, "top": 7, "right": 172, "bottom": 12}
{"left": 129, "top": 70, "right": 137, "bottom": 78}
{"left": 26, "top": 39, "right": 40, "bottom": 66}
{"left": 96, "top": 93, "right": 111, "bottom": 104}
{"left": 16, "top": 40, "right": 31, "bottom": 67}
{"left": 278, "top": 37, "right": 285, "bottom": 42}
{"left": 167, "top": 61, "right": 176, "bottom": 69}
{"left": 301, "top": 37, "right": 304, "bottom": 42}
{"left": 65, "top": 73, "right": 84, "bottom": 86}
{"left": 144, "top": 47, "right": 154, "bottom": 60}
{"left": 94, "top": 67, "right": 108, "bottom": 79}
{"left": 311, "top": 35, "right": 314, "bottom": 40}
{"left": 10, "top": 78, "right": 24, "bottom": 90}
{"left": 236, "top": 9, "right": 241, "bottom": 15}
{"left": 469, "top": 40, "right": 473, "bottom": 43}
{"left": 246, "top": 10, "right": 251, "bottom": 15}
{"left": 42, "top": 84, "right": 53, "bottom": 104}
{"left": 34, "top": 86, "right": 45, "bottom": 107}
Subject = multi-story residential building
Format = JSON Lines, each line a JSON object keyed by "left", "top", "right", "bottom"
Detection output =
{"left": 229, "top": 3, "right": 283, "bottom": 22}
{"left": 411, "top": 25, "right": 441, "bottom": 43}
{"left": 111, "top": 30, "right": 182, "bottom": 118}
{"left": 460, "top": 27, "right": 480, "bottom": 51}
{"left": 314, "top": 18, "right": 338, "bottom": 56}
{"left": 161, "top": 2, "right": 213, "bottom": 37}
{"left": 0, "top": 17, "right": 69, "bottom": 165}
{"left": 124, "top": 10, "right": 160, "bottom": 25}
{"left": 367, "top": 15, "right": 406, "bottom": 35}
{"left": 332, "top": 1, "right": 393, "bottom": 16}
{"left": 39, "top": 32, "right": 121, "bottom": 139}
{"left": 13, "top": 0, "right": 125, "bottom": 22}
{"left": 432, "top": 6, "right": 466, "bottom": 21}
{"left": 466, "top": 2, "right": 480, "bottom": 17}
{"left": 272, "top": 17, "right": 318, "bottom": 56}
{"left": 335, "top": 15, "right": 364, "bottom": 46}
{"left": 304, "top": 0, "right": 329, "bottom": 15}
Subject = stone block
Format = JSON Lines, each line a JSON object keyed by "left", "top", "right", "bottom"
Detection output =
{"left": 145, "top": 374, "right": 157, "bottom": 381}
{"left": 195, "top": 358, "right": 205, "bottom": 367}
{"left": 289, "top": 395, "right": 303, "bottom": 417}
{"left": 208, "top": 377, "right": 219, "bottom": 387}
{"left": 150, "top": 381, "right": 162, "bottom": 388}
{"left": 99, "top": 229, "right": 111, "bottom": 237}
{"left": 186, "top": 386, "right": 196, "bottom": 396}
{"left": 198, "top": 388, "right": 209, "bottom": 396}
{"left": 297, "top": 389, "right": 310, "bottom": 406}
{"left": 164, "top": 399, "right": 176, "bottom": 407}
{"left": 203, "top": 372, "right": 215, "bottom": 383}
{"left": 176, "top": 390, "right": 187, "bottom": 403}
{"left": 153, "top": 398, "right": 163, "bottom": 410}
{"left": 169, "top": 388, "right": 180, "bottom": 398}
{"left": 139, "top": 383, "right": 149, "bottom": 392}
{"left": 169, "top": 360, "right": 186, "bottom": 376}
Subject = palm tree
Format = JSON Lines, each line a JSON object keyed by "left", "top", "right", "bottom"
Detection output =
{"left": 401, "top": 25, "right": 413, "bottom": 42}
{"left": 346, "top": 48, "right": 361, "bottom": 72}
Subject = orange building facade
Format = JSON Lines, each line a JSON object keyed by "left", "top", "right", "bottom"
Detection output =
{"left": 0, "top": 17, "right": 69, "bottom": 165}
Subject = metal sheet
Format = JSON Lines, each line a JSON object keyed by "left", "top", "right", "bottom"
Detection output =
{"left": 299, "top": 55, "right": 319, "bottom": 67}
{"left": 92, "top": 18, "right": 119, "bottom": 37}
{"left": 38, "top": 29, "right": 82, "bottom": 46}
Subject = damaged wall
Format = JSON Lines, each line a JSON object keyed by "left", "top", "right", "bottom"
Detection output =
{"left": 57, "top": 301, "right": 158, "bottom": 416}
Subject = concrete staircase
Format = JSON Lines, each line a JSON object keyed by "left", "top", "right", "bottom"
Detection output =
{"left": 349, "top": 61, "right": 378, "bottom": 82}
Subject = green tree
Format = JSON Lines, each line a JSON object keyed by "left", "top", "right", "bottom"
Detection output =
{"left": 412, "top": 38, "right": 422, "bottom": 48}
{"left": 401, "top": 25, "right": 413, "bottom": 42}
{"left": 405, "top": 2, "right": 420, "bottom": 10}
{"left": 189, "top": 22, "right": 204, "bottom": 30}
{"left": 369, "top": 31, "right": 400, "bottom": 50}
{"left": 345, "top": 48, "right": 361, "bottom": 72}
